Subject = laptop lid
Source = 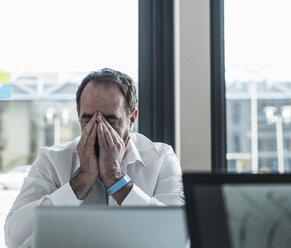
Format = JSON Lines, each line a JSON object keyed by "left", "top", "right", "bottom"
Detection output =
{"left": 183, "top": 173, "right": 291, "bottom": 248}
{"left": 32, "top": 206, "right": 188, "bottom": 248}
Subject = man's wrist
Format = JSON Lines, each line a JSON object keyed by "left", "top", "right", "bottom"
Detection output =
{"left": 70, "top": 171, "right": 98, "bottom": 200}
{"left": 101, "top": 173, "right": 133, "bottom": 205}
{"left": 112, "top": 181, "right": 133, "bottom": 205}
{"left": 106, "top": 175, "right": 131, "bottom": 195}
{"left": 102, "top": 172, "right": 123, "bottom": 188}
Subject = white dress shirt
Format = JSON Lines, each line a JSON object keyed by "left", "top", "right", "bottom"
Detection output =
{"left": 5, "top": 132, "right": 184, "bottom": 248}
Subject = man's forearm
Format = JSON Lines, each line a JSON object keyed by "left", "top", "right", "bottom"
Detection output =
{"left": 70, "top": 172, "right": 98, "bottom": 200}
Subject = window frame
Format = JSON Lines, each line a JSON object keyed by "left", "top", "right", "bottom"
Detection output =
{"left": 210, "top": 0, "right": 227, "bottom": 171}
{"left": 138, "top": 0, "right": 175, "bottom": 150}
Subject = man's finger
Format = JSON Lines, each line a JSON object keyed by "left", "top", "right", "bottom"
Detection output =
{"left": 102, "top": 122, "right": 115, "bottom": 148}
{"left": 97, "top": 123, "right": 108, "bottom": 150}
{"left": 123, "top": 131, "right": 129, "bottom": 144}
{"left": 87, "top": 123, "right": 97, "bottom": 148}
{"left": 100, "top": 114, "right": 120, "bottom": 144}
{"left": 124, "top": 135, "right": 130, "bottom": 150}
{"left": 80, "top": 113, "right": 97, "bottom": 146}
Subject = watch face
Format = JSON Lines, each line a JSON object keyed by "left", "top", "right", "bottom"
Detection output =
{"left": 95, "top": 135, "right": 99, "bottom": 158}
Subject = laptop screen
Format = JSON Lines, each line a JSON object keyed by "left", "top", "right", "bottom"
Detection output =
{"left": 32, "top": 206, "right": 189, "bottom": 248}
{"left": 183, "top": 174, "right": 291, "bottom": 248}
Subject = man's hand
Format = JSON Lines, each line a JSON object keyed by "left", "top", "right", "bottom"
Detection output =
{"left": 96, "top": 114, "right": 130, "bottom": 186}
{"left": 70, "top": 113, "right": 99, "bottom": 200}
{"left": 97, "top": 113, "right": 132, "bottom": 204}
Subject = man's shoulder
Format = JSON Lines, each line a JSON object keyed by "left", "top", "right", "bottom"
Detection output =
{"left": 39, "top": 136, "right": 80, "bottom": 155}
{"left": 131, "top": 132, "right": 173, "bottom": 154}
{"left": 29, "top": 137, "right": 80, "bottom": 183}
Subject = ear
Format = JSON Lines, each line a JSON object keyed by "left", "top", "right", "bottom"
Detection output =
{"left": 129, "top": 109, "right": 138, "bottom": 131}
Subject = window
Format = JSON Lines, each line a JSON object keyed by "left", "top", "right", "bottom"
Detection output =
{"left": 230, "top": 102, "right": 240, "bottom": 124}
{"left": 224, "top": 0, "right": 291, "bottom": 173}
{"left": 0, "top": 0, "right": 138, "bottom": 172}
{"left": 0, "top": 1, "right": 138, "bottom": 245}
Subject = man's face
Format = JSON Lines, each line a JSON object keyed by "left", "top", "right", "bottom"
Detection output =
{"left": 78, "top": 81, "right": 136, "bottom": 140}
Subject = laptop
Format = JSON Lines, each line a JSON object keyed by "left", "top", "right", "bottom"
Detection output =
{"left": 32, "top": 206, "right": 189, "bottom": 248}
{"left": 183, "top": 173, "right": 291, "bottom": 248}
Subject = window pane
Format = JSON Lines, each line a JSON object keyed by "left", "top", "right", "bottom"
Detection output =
{"left": 225, "top": 0, "right": 291, "bottom": 173}
{"left": 0, "top": 1, "right": 138, "bottom": 246}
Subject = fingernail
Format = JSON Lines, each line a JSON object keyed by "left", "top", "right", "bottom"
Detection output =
{"left": 97, "top": 115, "right": 102, "bottom": 123}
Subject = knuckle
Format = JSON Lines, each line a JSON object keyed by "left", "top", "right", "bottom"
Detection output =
{"left": 116, "top": 143, "right": 122, "bottom": 150}
{"left": 111, "top": 147, "right": 118, "bottom": 154}
{"left": 77, "top": 147, "right": 84, "bottom": 154}
{"left": 88, "top": 139, "right": 95, "bottom": 146}
{"left": 108, "top": 144, "right": 115, "bottom": 151}
{"left": 82, "top": 128, "right": 89, "bottom": 136}
{"left": 76, "top": 143, "right": 82, "bottom": 151}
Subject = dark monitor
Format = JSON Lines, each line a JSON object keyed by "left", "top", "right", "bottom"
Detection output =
{"left": 183, "top": 173, "right": 291, "bottom": 248}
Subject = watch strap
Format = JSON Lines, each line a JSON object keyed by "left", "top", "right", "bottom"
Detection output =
{"left": 106, "top": 175, "right": 131, "bottom": 195}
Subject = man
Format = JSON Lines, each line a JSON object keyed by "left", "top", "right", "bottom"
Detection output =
{"left": 5, "top": 68, "right": 184, "bottom": 248}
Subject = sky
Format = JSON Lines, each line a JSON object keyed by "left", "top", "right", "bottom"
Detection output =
{"left": 1, "top": 0, "right": 291, "bottom": 83}
{"left": 0, "top": 0, "right": 138, "bottom": 78}
{"left": 225, "top": 0, "right": 291, "bottom": 82}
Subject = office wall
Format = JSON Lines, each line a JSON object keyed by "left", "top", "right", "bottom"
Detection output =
{"left": 175, "top": 0, "right": 211, "bottom": 171}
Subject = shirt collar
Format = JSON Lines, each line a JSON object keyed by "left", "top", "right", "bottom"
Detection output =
{"left": 121, "top": 139, "right": 145, "bottom": 167}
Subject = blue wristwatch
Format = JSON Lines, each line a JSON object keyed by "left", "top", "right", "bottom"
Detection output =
{"left": 106, "top": 175, "right": 131, "bottom": 195}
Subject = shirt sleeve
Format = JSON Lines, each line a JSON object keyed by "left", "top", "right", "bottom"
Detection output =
{"left": 121, "top": 147, "right": 184, "bottom": 206}
{"left": 4, "top": 150, "right": 82, "bottom": 248}
{"left": 121, "top": 184, "right": 165, "bottom": 206}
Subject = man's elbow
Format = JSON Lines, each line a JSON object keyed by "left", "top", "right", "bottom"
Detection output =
{"left": 4, "top": 220, "right": 14, "bottom": 248}
{"left": 5, "top": 217, "right": 27, "bottom": 248}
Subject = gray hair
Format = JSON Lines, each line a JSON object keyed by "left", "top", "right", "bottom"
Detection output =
{"left": 76, "top": 68, "right": 138, "bottom": 115}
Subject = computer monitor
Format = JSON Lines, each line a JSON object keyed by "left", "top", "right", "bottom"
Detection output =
{"left": 183, "top": 173, "right": 291, "bottom": 248}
